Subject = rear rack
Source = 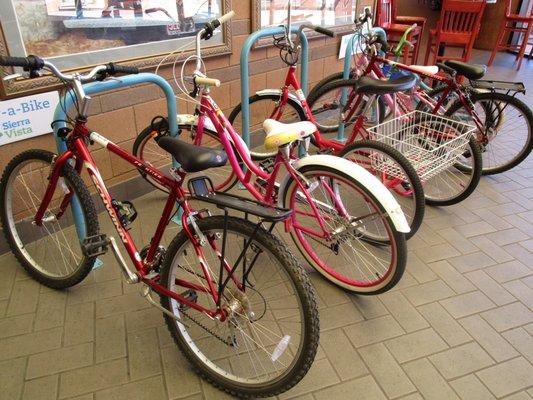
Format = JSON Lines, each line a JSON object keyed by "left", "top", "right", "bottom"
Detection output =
{"left": 470, "top": 80, "right": 526, "bottom": 94}
{"left": 188, "top": 176, "right": 292, "bottom": 222}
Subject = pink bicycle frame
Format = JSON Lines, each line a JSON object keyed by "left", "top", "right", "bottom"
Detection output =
{"left": 192, "top": 88, "right": 345, "bottom": 238}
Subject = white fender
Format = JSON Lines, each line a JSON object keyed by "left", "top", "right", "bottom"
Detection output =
{"left": 277, "top": 154, "right": 411, "bottom": 233}
{"left": 256, "top": 89, "right": 303, "bottom": 107}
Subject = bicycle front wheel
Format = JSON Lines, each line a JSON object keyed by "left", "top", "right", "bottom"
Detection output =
{"left": 160, "top": 216, "right": 319, "bottom": 398}
{"left": 0, "top": 150, "right": 98, "bottom": 288}
{"left": 282, "top": 165, "right": 407, "bottom": 294}
{"left": 445, "top": 91, "right": 533, "bottom": 175}
{"left": 228, "top": 93, "right": 307, "bottom": 160}
{"left": 133, "top": 123, "right": 238, "bottom": 193}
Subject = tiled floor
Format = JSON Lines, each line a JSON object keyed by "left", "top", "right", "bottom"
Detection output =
{"left": 1, "top": 50, "right": 532, "bottom": 399}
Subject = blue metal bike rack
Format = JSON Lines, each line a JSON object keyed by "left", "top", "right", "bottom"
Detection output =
{"left": 337, "top": 27, "right": 387, "bottom": 141}
{"left": 239, "top": 26, "right": 310, "bottom": 147}
{"left": 51, "top": 73, "right": 178, "bottom": 242}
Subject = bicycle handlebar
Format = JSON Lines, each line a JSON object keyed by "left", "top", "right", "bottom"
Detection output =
{"left": 1, "top": 54, "right": 139, "bottom": 83}
{"left": 105, "top": 62, "right": 139, "bottom": 76}
{"left": 195, "top": 76, "right": 221, "bottom": 87}
{"left": 200, "top": 11, "right": 235, "bottom": 40}
{"left": 392, "top": 23, "right": 417, "bottom": 56}
{"left": 313, "top": 25, "right": 335, "bottom": 37}
{"left": 0, "top": 55, "right": 45, "bottom": 69}
{"left": 355, "top": 8, "right": 372, "bottom": 26}
{"left": 218, "top": 11, "right": 235, "bottom": 26}
{"left": 368, "top": 30, "right": 390, "bottom": 52}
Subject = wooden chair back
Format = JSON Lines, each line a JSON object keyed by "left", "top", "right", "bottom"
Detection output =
{"left": 435, "top": 0, "right": 486, "bottom": 45}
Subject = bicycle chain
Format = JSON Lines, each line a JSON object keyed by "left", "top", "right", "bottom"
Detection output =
{"left": 174, "top": 263, "right": 233, "bottom": 347}
{"left": 178, "top": 307, "right": 233, "bottom": 346}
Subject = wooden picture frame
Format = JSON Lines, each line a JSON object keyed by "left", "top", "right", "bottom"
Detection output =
{"left": 252, "top": 0, "right": 369, "bottom": 47}
{"left": 0, "top": 0, "right": 232, "bottom": 99}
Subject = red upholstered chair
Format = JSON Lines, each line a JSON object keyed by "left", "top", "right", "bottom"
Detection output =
{"left": 375, "top": 0, "right": 426, "bottom": 64}
{"left": 424, "top": 0, "right": 487, "bottom": 65}
{"left": 487, "top": 0, "right": 533, "bottom": 70}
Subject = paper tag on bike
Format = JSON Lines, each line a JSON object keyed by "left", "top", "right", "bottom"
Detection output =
{"left": 271, "top": 335, "right": 291, "bottom": 362}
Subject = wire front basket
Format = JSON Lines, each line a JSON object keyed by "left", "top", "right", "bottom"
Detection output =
{"left": 365, "top": 111, "right": 476, "bottom": 182}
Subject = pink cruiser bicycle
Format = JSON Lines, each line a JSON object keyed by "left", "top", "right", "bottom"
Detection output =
{"left": 133, "top": 13, "right": 411, "bottom": 294}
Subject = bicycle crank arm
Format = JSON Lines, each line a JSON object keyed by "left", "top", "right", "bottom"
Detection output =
{"left": 108, "top": 236, "right": 139, "bottom": 284}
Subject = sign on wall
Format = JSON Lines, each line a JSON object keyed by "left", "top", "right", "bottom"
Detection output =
{"left": 0, "top": 91, "right": 59, "bottom": 146}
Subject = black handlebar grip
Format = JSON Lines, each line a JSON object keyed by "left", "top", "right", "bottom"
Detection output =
{"left": 314, "top": 26, "right": 335, "bottom": 37}
{"left": 437, "top": 63, "right": 456, "bottom": 77}
{"left": 0, "top": 55, "right": 44, "bottom": 69}
{"left": 201, "top": 18, "right": 220, "bottom": 40}
{"left": 106, "top": 62, "right": 139, "bottom": 75}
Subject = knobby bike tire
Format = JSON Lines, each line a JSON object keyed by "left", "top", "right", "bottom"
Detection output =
{"left": 160, "top": 216, "right": 319, "bottom": 398}
{"left": 0, "top": 149, "right": 98, "bottom": 288}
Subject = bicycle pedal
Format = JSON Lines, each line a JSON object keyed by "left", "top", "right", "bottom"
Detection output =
{"left": 81, "top": 234, "right": 108, "bottom": 257}
{"left": 258, "top": 157, "right": 275, "bottom": 172}
{"left": 178, "top": 289, "right": 198, "bottom": 311}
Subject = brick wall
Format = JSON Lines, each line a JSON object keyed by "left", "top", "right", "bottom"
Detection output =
{"left": 0, "top": 1, "right": 373, "bottom": 189}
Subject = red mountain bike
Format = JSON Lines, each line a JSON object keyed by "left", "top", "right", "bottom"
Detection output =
{"left": 0, "top": 41, "right": 320, "bottom": 397}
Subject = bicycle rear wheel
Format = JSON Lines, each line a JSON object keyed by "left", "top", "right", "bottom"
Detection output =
{"left": 228, "top": 93, "right": 307, "bottom": 160}
{"left": 0, "top": 150, "right": 98, "bottom": 288}
{"left": 306, "top": 79, "right": 384, "bottom": 134}
{"left": 445, "top": 91, "right": 533, "bottom": 175}
{"left": 424, "top": 137, "right": 482, "bottom": 206}
{"left": 282, "top": 165, "right": 407, "bottom": 294}
{"left": 339, "top": 140, "right": 425, "bottom": 239}
{"left": 133, "top": 124, "right": 238, "bottom": 193}
{"left": 160, "top": 216, "right": 319, "bottom": 398}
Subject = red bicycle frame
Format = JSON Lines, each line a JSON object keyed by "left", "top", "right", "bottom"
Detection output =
{"left": 262, "top": 65, "right": 412, "bottom": 195}
{"left": 33, "top": 118, "right": 246, "bottom": 320}
{"left": 360, "top": 54, "right": 487, "bottom": 142}
{"left": 275, "top": 66, "right": 369, "bottom": 153}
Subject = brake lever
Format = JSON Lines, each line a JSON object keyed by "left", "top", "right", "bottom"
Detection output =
{"left": 189, "top": 81, "right": 200, "bottom": 98}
